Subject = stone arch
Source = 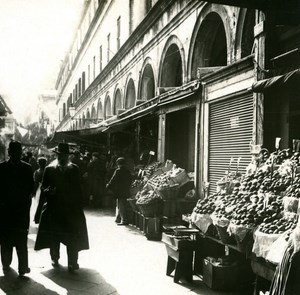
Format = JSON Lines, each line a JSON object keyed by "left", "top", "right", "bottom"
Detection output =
{"left": 138, "top": 58, "right": 155, "bottom": 101}
{"left": 235, "top": 8, "right": 256, "bottom": 59}
{"left": 188, "top": 4, "right": 230, "bottom": 80}
{"left": 91, "top": 104, "right": 97, "bottom": 119}
{"left": 97, "top": 98, "right": 103, "bottom": 119}
{"left": 113, "top": 88, "right": 122, "bottom": 115}
{"left": 125, "top": 75, "right": 136, "bottom": 109}
{"left": 104, "top": 94, "right": 112, "bottom": 119}
{"left": 158, "top": 35, "right": 185, "bottom": 87}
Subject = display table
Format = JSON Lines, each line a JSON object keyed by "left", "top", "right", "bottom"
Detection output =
{"left": 162, "top": 230, "right": 199, "bottom": 283}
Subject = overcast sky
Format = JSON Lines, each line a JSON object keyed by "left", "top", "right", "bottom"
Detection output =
{"left": 0, "top": 0, "right": 85, "bottom": 124}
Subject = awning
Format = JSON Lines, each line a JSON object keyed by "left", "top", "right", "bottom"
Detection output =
{"left": 252, "top": 69, "right": 300, "bottom": 93}
{"left": 50, "top": 128, "right": 107, "bottom": 148}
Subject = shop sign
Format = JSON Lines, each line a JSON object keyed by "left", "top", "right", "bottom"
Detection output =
{"left": 230, "top": 116, "right": 240, "bottom": 128}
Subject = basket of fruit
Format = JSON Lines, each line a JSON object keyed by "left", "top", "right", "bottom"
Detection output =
{"left": 155, "top": 184, "right": 179, "bottom": 200}
{"left": 136, "top": 190, "right": 163, "bottom": 217}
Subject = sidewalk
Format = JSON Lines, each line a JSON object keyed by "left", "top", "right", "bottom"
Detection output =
{"left": 0, "top": 209, "right": 254, "bottom": 295}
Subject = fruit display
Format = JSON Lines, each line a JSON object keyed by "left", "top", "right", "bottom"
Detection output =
{"left": 136, "top": 189, "right": 162, "bottom": 205}
{"left": 193, "top": 194, "right": 217, "bottom": 215}
{"left": 257, "top": 214, "right": 298, "bottom": 235}
{"left": 142, "top": 161, "right": 162, "bottom": 178}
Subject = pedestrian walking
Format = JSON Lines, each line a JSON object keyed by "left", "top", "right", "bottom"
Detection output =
{"left": 33, "top": 157, "right": 47, "bottom": 224}
{"left": 106, "top": 157, "right": 132, "bottom": 225}
{"left": 0, "top": 141, "right": 34, "bottom": 276}
{"left": 87, "top": 152, "right": 106, "bottom": 208}
{"left": 34, "top": 143, "right": 89, "bottom": 272}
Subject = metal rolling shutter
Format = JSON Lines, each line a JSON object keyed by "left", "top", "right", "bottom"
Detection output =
{"left": 208, "top": 94, "right": 253, "bottom": 194}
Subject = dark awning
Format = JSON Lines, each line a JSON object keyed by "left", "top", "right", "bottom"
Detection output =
{"left": 252, "top": 69, "right": 300, "bottom": 93}
{"left": 50, "top": 128, "right": 107, "bottom": 148}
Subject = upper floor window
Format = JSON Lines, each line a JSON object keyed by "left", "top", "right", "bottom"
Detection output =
{"left": 129, "top": 0, "right": 134, "bottom": 35}
{"left": 93, "top": 56, "right": 96, "bottom": 79}
{"left": 145, "top": 0, "right": 152, "bottom": 14}
{"left": 88, "top": 64, "right": 91, "bottom": 85}
{"left": 107, "top": 33, "right": 111, "bottom": 62}
{"left": 117, "top": 16, "right": 121, "bottom": 50}
{"left": 99, "top": 46, "right": 103, "bottom": 72}
{"left": 82, "top": 72, "right": 86, "bottom": 93}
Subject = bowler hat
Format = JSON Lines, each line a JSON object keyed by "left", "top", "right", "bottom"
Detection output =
{"left": 54, "top": 143, "right": 71, "bottom": 154}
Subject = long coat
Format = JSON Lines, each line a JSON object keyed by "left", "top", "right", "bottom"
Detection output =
{"left": 34, "top": 163, "right": 89, "bottom": 251}
{"left": 0, "top": 159, "right": 34, "bottom": 233}
{"left": 106, "top": 166, "right": 132, "bottom": 199}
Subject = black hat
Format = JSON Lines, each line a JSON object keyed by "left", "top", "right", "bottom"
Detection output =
{"left": 8, "top": 141, "right": 22, "bottom": 152}
{"left": 54, "top": 143, "right": 71, "bottom": 154}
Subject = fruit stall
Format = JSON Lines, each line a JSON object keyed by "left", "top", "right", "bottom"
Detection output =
{"left": 127, "top": 160, "right": 196, "bottom": 240}
{"left": 177, "top": 146, "right": 300, "bottom": 293}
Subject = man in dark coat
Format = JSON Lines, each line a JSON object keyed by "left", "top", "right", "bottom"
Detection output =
{"left": 87, "top": 152, "right": 106, "bottom": 208}
{"left": 0, "top": 141, "right": 34, "bottom": 276}
{"left": 34, "top": 143, "right": 89, "bottom": 272}
{"left": 106, "top": 157, "right": 132, "bottom": 225}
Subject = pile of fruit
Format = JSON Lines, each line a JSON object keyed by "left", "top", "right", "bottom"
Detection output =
{"left": 193, "top": 149, "right": 300, "bottom": 237}
{"left": 193, "top": 194, "right": 217, "bottom": 215}
{"left": 258, "top": 214, "right": 298, "bottom": 235}
{"left": 142, "top": 162, "right": 162, "bottom": 178}
{"left": 136, "top": 189, "right": 162, "bottom": 205}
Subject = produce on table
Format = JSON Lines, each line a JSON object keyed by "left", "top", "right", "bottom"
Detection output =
{"left": 136, "top": 189, "right": 162, "bottom": 205}
{"left": 193, "top": 194, "right": 217, "bottom": 215}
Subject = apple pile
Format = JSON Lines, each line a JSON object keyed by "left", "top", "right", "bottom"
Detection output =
{"left": 258, "top": 215, "right": 298, "bottom": 234}
{"left": 193, "top": 193, "right": 217, "bottom": 215}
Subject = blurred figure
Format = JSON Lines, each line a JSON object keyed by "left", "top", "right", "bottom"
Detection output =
{"left": 106, "top": 157, "right": 132, "bottom": 225}
{"left": 34, "top": 143, "right": 89, "bottom": 272}
{"left": 33, "top": 157, "right": 47, "bottom": 224}
{"left": 0, "top": 141, "right": 34, "bottom": 276}
{"left": 87, "top": 152, "right": 106, "bottom": 208}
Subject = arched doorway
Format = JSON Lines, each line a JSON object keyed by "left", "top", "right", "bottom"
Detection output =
{"left": 160, "top": 43, "right": 183, "bottom": 87}
{"left": 114, "top": 89, "right": 122, "bottom": 115}
{"left": 125, "top": 78, "right": 136, "bottom": 109}
{"left": 104, "top": 96, "right": 112, "bottom": 119}
{"left": 139, "top": 64, "right": 155, "bottom": 101}
{"left": 190, "top": 12, "right": 227, "bottom": 79}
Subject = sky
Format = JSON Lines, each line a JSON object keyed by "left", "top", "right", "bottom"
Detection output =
{"left": 0, "top": 0, "right": 85, "bottom": 125}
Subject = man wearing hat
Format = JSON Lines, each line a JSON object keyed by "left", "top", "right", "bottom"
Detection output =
{"left": 34, "top": 143, "right": 89, "bottom": 272}
{"left": 106, "top": 157, "right": 132, "bottom": 225}
{"left": 0, "top": 141, "right": 34, "bottom": 276}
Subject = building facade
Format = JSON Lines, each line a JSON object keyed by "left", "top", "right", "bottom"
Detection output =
{"left": 55, "top": 0, "right": 300, "bottom": 195}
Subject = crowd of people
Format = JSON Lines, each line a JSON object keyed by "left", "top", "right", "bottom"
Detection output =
{"left": 0, "top": 140, "right": 134, "bottom": 277}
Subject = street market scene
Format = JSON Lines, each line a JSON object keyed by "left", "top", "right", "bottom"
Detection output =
{"left": 0, "top": 0, "right": 300, "bottom": 294}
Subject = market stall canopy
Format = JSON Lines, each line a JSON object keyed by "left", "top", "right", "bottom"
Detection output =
{"left": 203, "top": 0, "right": 300, "bottom": 24}
{"left": 252, "top": 69, "right": 300, "bottom": 93}
{"left": 49, "top": 127, "right": 107, "bottom": 148}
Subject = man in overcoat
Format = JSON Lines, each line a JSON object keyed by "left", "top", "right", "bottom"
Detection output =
{"left": 34, "top": 143, "right": 89, "bottom": 272}
{"left": 106, "top": 157, "right": 132, "bottom": 225}
{"left": 0, "top": 141, "right": 34, "bottom": 276}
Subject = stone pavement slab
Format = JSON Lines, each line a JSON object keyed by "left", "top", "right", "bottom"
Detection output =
{"left": 0, "top": 208, "right": 253, "bottom": 295}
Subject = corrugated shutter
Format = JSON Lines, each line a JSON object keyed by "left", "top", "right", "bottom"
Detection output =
{"left": 208, "top": 94, "right": 253, "bottom": 194}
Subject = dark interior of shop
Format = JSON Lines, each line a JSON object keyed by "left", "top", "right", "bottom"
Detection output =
{"left": 165, "top": 108, "right": 195, "bottom": 172}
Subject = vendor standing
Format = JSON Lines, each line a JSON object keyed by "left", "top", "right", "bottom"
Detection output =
{"left": 34, "top": 143, "right": 89, "bottom": 272}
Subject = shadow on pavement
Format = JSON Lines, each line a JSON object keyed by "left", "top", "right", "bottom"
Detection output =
{"left": 42, "top": 267, "right": 120, "bottom": 295}
{"left": 0, "top": 268, "right": 58, "bottom": 294}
